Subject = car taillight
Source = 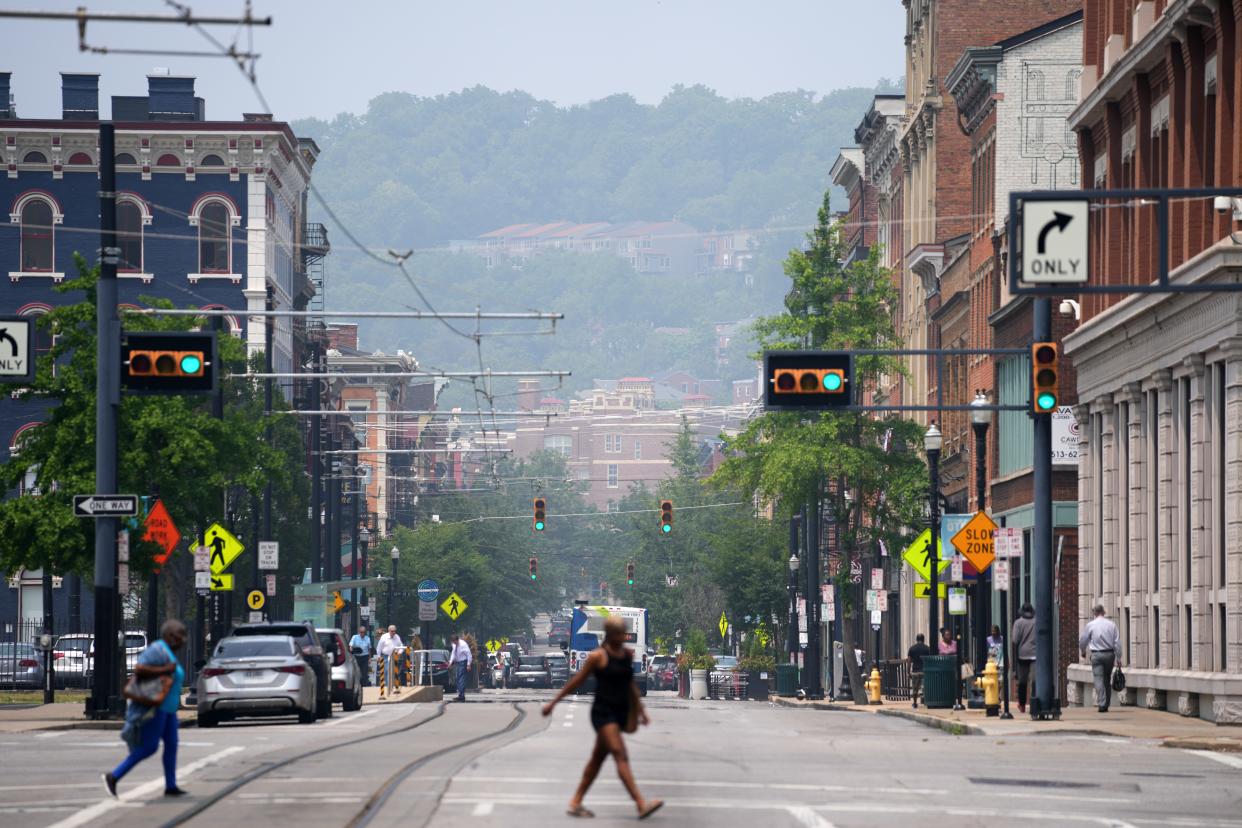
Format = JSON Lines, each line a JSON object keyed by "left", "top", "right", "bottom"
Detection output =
{"left": 202, "top": 668, "right": 228, "bottom": 678}
{"left": 53, "top": 652, "right": 64, "bottom": 660}
{"left": 277, "top": 665, "right": 305, "bottom": 675}
{"left": 18, "top": 659, "right": 38, "bottom": 667}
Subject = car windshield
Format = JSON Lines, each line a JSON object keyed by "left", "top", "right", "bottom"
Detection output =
{"left": 235, "top": 625, "right": 311, "bottom": 644}
{"left": 0, "top": 644, "right": 35, "bottom": 656}
{"left": 214, "top": 638, "right": 295, "bottom": 658}
{"left": 714, "top": 656, "right": 738, "bottom": 668}
{"left": 56, "top": 637, "right": 90, "bottom": 652}
{"left": 547, "top": 654, "right": 566, "bottom": 663}
{"left": 518, "top": 656, "right": 545, "bottom": 667}
{"left": 317, "top": 633, "right": 341, "bottom": 654}
{"left": 124, "top": 634, "right": 145, "bottom": 649}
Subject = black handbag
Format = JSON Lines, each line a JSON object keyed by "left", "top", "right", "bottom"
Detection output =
{"left": 1111, "top": 666, "right": 1126, "bottom": 693}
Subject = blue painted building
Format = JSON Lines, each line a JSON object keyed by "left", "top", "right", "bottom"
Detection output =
{"left": 0, "top": 72, "right": 325, "bottom": 630}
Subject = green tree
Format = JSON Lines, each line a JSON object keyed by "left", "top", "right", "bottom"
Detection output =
{"left": 712, "top": 193, "right": 928, "bottom": 703}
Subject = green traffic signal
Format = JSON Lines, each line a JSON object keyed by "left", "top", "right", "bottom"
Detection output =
{"left": 179, "top": 353, "right": 202, "bottom": 374}
{"left": 661, "top": 524, "right": 671, "bottom": 534}
{"left": 822, "top": 371, "right": 843, "bottom": 391}
{"left": 1036, "top": 392, "right": 1057, "bottom": 411}
{"left": 534, "top": 520, "right": 545, "bottom": 531}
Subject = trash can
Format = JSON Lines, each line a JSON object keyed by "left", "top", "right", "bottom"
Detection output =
{"left": 776, "top": 664, "right": 799, "bottom": 697}
{"left": 921, "top": 655, "right": 956, "bottom": 709}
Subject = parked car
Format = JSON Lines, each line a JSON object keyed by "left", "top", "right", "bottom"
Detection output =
{"left": 53, "top": 633, "right": 92, "bottom": 688}
{"left": 548, "top": 618, "right": 570, "bottom": 647}
{"left": 0, "top": 643, "right": 45, "bottom": 690}
{"left": 511, "top": 654, "right": 551, "bottom": 689}
{"left": 712, "top": 655, "right": 739, "bottom": 674}
{"left": 197, "top": 635, "right": 317, "bottom": 726}
{"left": 546, "top": 651, "right": 570, "bottom": 688}
{"left": 229, "top": 621, "right": 332, "bottom": 718}
{"left": 316, "top": 628, "right": 362, "bottom": 711}
{"left": 123, "top": 631, "right": 148, "bottom": 671}
{"left": 488, "top": 654, "right": 506, "bottom": 688}
{"left": 648, "top": 655, "right": 676, "bottom": 691}
{"left": 409, "top": 648, "right": 452, "bottom": 688}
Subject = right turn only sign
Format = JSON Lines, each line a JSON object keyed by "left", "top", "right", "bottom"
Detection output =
{"left": 1021, "top": 199, "right": 1089, "bottom": 284}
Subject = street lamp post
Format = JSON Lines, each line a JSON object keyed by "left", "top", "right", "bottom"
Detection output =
{"left": 388, "top": 545, "right": 400, "bottom": 629}
{"left": 971, "top": 391, "right": 1009, "bottom": 719}
{"left": 356, "top": 526, "right": 370, "bottom": 633}
{"left": 787, "top": 551, "right": 800, "bottom": 666}
{"left": 924, "top": 424, "right": 943, "bottom": 648}
{"left": 969, "top": 391, "right": 993, "bottom": 671}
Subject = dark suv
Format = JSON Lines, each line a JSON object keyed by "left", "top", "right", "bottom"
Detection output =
{"left": 229, "top": 621, "right": 333, "bottom": 718}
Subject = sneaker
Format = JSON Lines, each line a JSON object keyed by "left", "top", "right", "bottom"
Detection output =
{"left": 102, "top": 773, "right": 117, "bottom": 798}
{"left": 164, "top": 788, "right": 189, "bottom": 797}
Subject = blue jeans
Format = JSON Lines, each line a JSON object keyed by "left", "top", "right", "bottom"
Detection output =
{"left": 455, "top": 661, "right": 468, "bottom": 699}
{"left": 112, "top": 709, "right": 178, "bottom": 790}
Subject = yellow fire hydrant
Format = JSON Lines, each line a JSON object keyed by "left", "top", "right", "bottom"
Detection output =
{"left": 865, "top": 666, "right": 883, "bottom": 704}
{"left": 975, "top": 657, "right": 1000, "bottom": 716}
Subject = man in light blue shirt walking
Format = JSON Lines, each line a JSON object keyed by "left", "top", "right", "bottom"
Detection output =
{"left": 1079, "top": 604, "right": 1121, "bottom": 713}
{"left": 349, "top": 625, "right": 372, "bottom": 687}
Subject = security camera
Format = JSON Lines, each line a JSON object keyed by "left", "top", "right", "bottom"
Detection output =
{"left": 1214, "top": 196, "right": 1233, "bottom": 214}
{"left": 1058, "top": 299, "right": 1081, "bottom": 321}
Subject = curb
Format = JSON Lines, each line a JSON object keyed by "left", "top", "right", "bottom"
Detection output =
{"left": 875, "top": 707, "right": 985, "bottom": 735}
{"left": 771, "top": 696, "right": 869, "bottom": 713}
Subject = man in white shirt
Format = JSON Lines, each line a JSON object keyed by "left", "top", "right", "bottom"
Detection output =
{"left": 376, "top": 625, "right": 403, "bottom": 698}
{"left": 449, "top": 633, "right": 472, "bottom": 702}
{"left": 1079, "top": 605, "right": 1121, "bottom": 713}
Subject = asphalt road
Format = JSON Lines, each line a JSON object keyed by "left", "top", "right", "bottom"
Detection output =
{"left": 2, "top": 690, "right": 1240, "bottom": 828}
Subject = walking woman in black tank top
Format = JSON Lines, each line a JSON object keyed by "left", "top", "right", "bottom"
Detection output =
{"left": 543, "top": 616, "right": 664, "bottom": 820}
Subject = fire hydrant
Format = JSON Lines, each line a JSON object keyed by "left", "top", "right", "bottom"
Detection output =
{"left": 865, "top": 666, "right": 883, "bottom": 704}
{"left": 975, "top": 657, "right": 1000, "bottom": 716}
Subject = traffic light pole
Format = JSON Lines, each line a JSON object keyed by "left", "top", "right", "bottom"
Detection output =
{"left": 805, "top": 496, "right": 822, "bottom": 699}
{"left": 310, "top": 342, "right": 323, "bottom": 583}
{"left": 1032, "top": 298, "right": 1058, "bottom": 719}
{"left": 89, "top": 124, "right": 121, "bottom": 720}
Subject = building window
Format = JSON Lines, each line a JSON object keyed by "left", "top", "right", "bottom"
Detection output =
{"left": 156, "top": 153, "right": 181, "bottom": 167}
{"left": 543, "top": 435, "right": 572, "bottom": 458}
{"left": 117, "top": 200, "right": 143, "bottom": 272}
{"left": 200, "top": 154, "right": 225, "bottom": 166}
{"left": 347, "top": 403, "right": 369, "bottom": 442}
{"left": 606, "top": 464, "right": 619, "bottom": 488}
{"left": 66, "top": 152, "right": 92, "bottom": 165}
{"left": 997, "top": 355, "right": 1033, "bottom": 475}
{"left": 21, "top": 151, "right": 47, "bottom": 164}
{"left": 633, "top": 440, "right": 641, "bottom": 460}
{"left": 115, "top": 153, "right": 138, "bottom": 165}
{"left": 20, "top": 198, "right": 54, "bottom": 272}
{"left": 198, "top": 201, "right": 231, "bottom": 273}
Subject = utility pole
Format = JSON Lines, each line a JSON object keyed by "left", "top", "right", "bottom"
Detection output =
{"left": 42, "top": 569, "right": 54, "bottom": 704}
{"left": 310, "top": 342, "right": 323, "bottom": 582}
{"left": 804, "top": 499, "right": 822, "bottom": 699}
{"left": 262, "top": 287, "right": 273, "bottom": 594}
{"left": 88, "top": 123, "right": 120, "bottom": 720}
{"left": 1032, "top": 298, "right": 1057, "bottom": 718}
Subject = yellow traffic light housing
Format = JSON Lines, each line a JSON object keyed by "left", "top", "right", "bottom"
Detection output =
{"left": 529, "top": 556, "right": 538, "bottom": 580}
{"left": 626, "top": 561, "right": 635, "bottom": 585}
{"left": 122, "top": 331, "right": 216, "bottom": 393}
{"left": 1031, "top": 342, "right": 1059, "bottom": 413}
{"left": 659, "top": 500, "right": 673, "bottom": 534}
{"left": 764, "top": 351, "right": 853, "bottom": 410}
{"left": 533, "top": 497, "right": 547, "bottom": 531}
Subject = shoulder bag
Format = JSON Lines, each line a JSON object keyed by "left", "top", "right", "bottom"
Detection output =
{"left": 122, "top": 672, "right": 173, "bottom": 708}
{"left": 1111, "top": 665, "right": 1126, "bottom": 693}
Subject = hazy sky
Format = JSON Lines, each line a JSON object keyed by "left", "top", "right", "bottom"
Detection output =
{"left": 4, "top": 1, "right": 906, "bottom": 121}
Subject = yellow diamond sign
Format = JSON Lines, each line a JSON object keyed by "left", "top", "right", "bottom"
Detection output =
{"left": 951, "top": 510, "right": 997, "bottom": 572}
{"left": 441, "top": 592, "right": 468, "bottom": 621}
{"left": 718, "top": 612, "right": 728, "bottom": 638}
{"left": 204, "top": 522, "right": 245, "bottom": 575}
{"left": 901, "top": 528, "right": 947, "bottom": 581}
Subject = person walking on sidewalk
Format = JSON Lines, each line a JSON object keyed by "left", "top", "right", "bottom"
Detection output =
{"left": 937, "top": 627, "right": 957, "bottom": 655}
{"left": 542, "top": 616, "right": 663, "bottom": 820}
{"left": 449, "top": 633, "right": 472, "bottom": 702}
{"left": 350, "top": 625, "right": 372, "bottom": 687}
{"left": 1080, "top": 604, "right": 1121, "bottom": 713}
{"left": 907, "top": 633, "right": 930, "bottom": 709}
{"left": 1011, "top": 603, "right": 1037, "bottom": 713}
{"left": 103, "top": 620, "right": 188, "bottom": 798}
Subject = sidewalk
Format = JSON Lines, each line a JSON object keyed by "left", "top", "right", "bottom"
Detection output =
{"left": 772, "top": 695, "right": 1242, "bottom": 751}
{"left": 363, "top": 684, "right": 443, "bottom": 705}
{"left": 0, "top": 701, "right": 197, "bottom": 733}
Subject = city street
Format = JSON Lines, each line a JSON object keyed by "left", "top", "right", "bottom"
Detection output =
{"left": 1, "top": 692, "right": 1239, "bottom": 828}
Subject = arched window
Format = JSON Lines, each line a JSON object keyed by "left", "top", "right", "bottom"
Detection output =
{"left": 199, "top": 202, "right": 231, "bottom": 273}
{"left": 20, "top": 199, "right": 54, "bottom": 272}
{"left": 67, "top": 152, "right": 92, "bottom": 165}
{"left": 200, "top": 154, "right": 225, "bottom": 166}
{"left": 117, "top": 201, "right": 143, "bottom": 272}
{"left": 22, "top": 151, "right": 47, "bottom": 164}
{"left": 155, "top": 153, "right": 180, "bottom": 167}
{"left": 115, "top": 153, "right": 138, "bottom": 165}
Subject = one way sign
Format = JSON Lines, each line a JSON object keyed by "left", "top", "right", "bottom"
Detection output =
{"left": 73, "top": 495, "right": 138, "bottom": 518}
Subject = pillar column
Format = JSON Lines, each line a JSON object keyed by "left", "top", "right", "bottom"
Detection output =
{"left": 1185, "top": 354, "right": 1207, "bottom": 672}
{"left": 1221, "top": 340, "right": 1242, "bottom": 675}
{"left": 1123, "top": 383, "right": 1147, "bottom": 667}
{"left": 1152, "top": 368, "right": 1175, "bottom": 670}
{"left": 1075, "top": 402, "right": 1095, "bottom": 629}
{"left": 1098, "top": 397, "right": 1118, "bottom": 610}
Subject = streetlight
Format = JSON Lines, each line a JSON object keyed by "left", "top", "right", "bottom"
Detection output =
{"left": 357, "top": 526, "right": 370, "bottom": 631}
{"left": 787, "top": 551, "right": 800, "bottom": 663}
{"left": 970, "top": 391, "right": 1008, "bottom": 718}
{"left": 924, "top": 422, "right": 943, "bottom": 649}
{"left": 388, "top": 545, "right": 400, "bottom": 629}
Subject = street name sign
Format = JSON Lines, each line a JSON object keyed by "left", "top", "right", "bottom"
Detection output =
{"left": 258, "top": 541, "right": 279, "bottom": 570}
{"left": 142, "top": 499, "right": 181, "bottom": 567}
{"left": 419, "top": 600, "right": 437, "bottom": 621}
{"left": 203, "top": 523, "right": 245, "bottom": 575}
{"left": 1021, "top": 199, "right": 1089, "bottom": 284}
{"left": 417, "top": 579, "right": 440, "bottom": 602}
{"left": 73, "top": 495, "right": 138, "bottom": 518}
{"left": 0, "top": 316, "right": 34, "bottom": 384}
{"left": 441, "top": 592, "right": 467, "bottom": 621}
{"left": 951, "top": 510, "right": 997, "bottom": 572}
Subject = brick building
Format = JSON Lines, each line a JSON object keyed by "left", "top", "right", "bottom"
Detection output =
{"left": 1062, "top": 0, "right": 1242, "bottom": 721}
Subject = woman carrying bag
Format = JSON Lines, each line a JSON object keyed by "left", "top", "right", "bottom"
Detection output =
{"left": 103, "top": 619, "right": 189, "bottom": 797}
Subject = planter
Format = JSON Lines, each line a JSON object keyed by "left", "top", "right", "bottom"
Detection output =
{"left": 689, "top": 668, "right": 709, "bottom": 700}
{"left": 747, "top": 669, "right": 770, "bottom": 700}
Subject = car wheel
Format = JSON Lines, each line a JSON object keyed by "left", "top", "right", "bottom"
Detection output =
{"left": 343, "top": 683, "right": 361, "bottom": 712}
{"left": 298, "top": 706, "right": 316, "bottom": 724}
{"left": 317, "top": 695, "right": 334, "bottom": 719}
{"left": 197, "top": 713, "right": 218, "bottom": 728}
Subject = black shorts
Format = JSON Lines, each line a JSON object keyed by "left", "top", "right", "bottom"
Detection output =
{"left": 590, "top": 706, "right": 627, "bottom": 732}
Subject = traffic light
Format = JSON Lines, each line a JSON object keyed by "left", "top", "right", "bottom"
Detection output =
{"left": 529, "top": 557, "right": 538, "bottom": 580}
{"left": 1031, "top": 342, "right": 1059, "bottom": 413}
{"left": 659, "top": 500, "right": 673, "bottom": 534}
{"left": 532, "top": 497, "right": 546, "bottom": 531}
{"left": 121, "top": 331, "right": 217, "bottom": 393}
{"left": 764, "top": 350, "right": 853, "bottom": 410}
{"left": 626, "top": 561, "right": 635, "bottom": 586}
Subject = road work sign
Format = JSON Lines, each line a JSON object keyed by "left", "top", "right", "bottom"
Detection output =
{"left": 1021, "top": 199, "right": 1089, "bottom": 284}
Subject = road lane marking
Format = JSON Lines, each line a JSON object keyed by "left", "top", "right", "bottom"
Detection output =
{"left": 324, "top": 709, "right": 378, "bottom": 727}
{"left": 0, "top": 783, "right": 102, "bottom": 792}
{"left": 1186, "top": 750, "right": 1242, "bottom": 770}
{"left": 45, "top": 745, "right": 244, "bottom": 828}
{"left": 454, "top": 776, "right": 947, "bottom": 796}
{"left": 787, "top": 805, "right": 836, "bottom": 828}
{"left": 472, "top": 802, "right": 495, "bottom": 816}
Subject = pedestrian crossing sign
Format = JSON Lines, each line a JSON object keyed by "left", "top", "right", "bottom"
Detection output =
{"left": 203, "top": 522, "right": 245, "bottom": 575}
{"left": 485, "top": 639, "right": 502, "bottom": 653}
{"left": 901, "top": 528, "right": 947, "bottom": 581}
{"left": 718, "top": 612, "right": 728, "bottom": 638}
{"left": 441, "top": 592, "right": 468, "bottom": 621}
